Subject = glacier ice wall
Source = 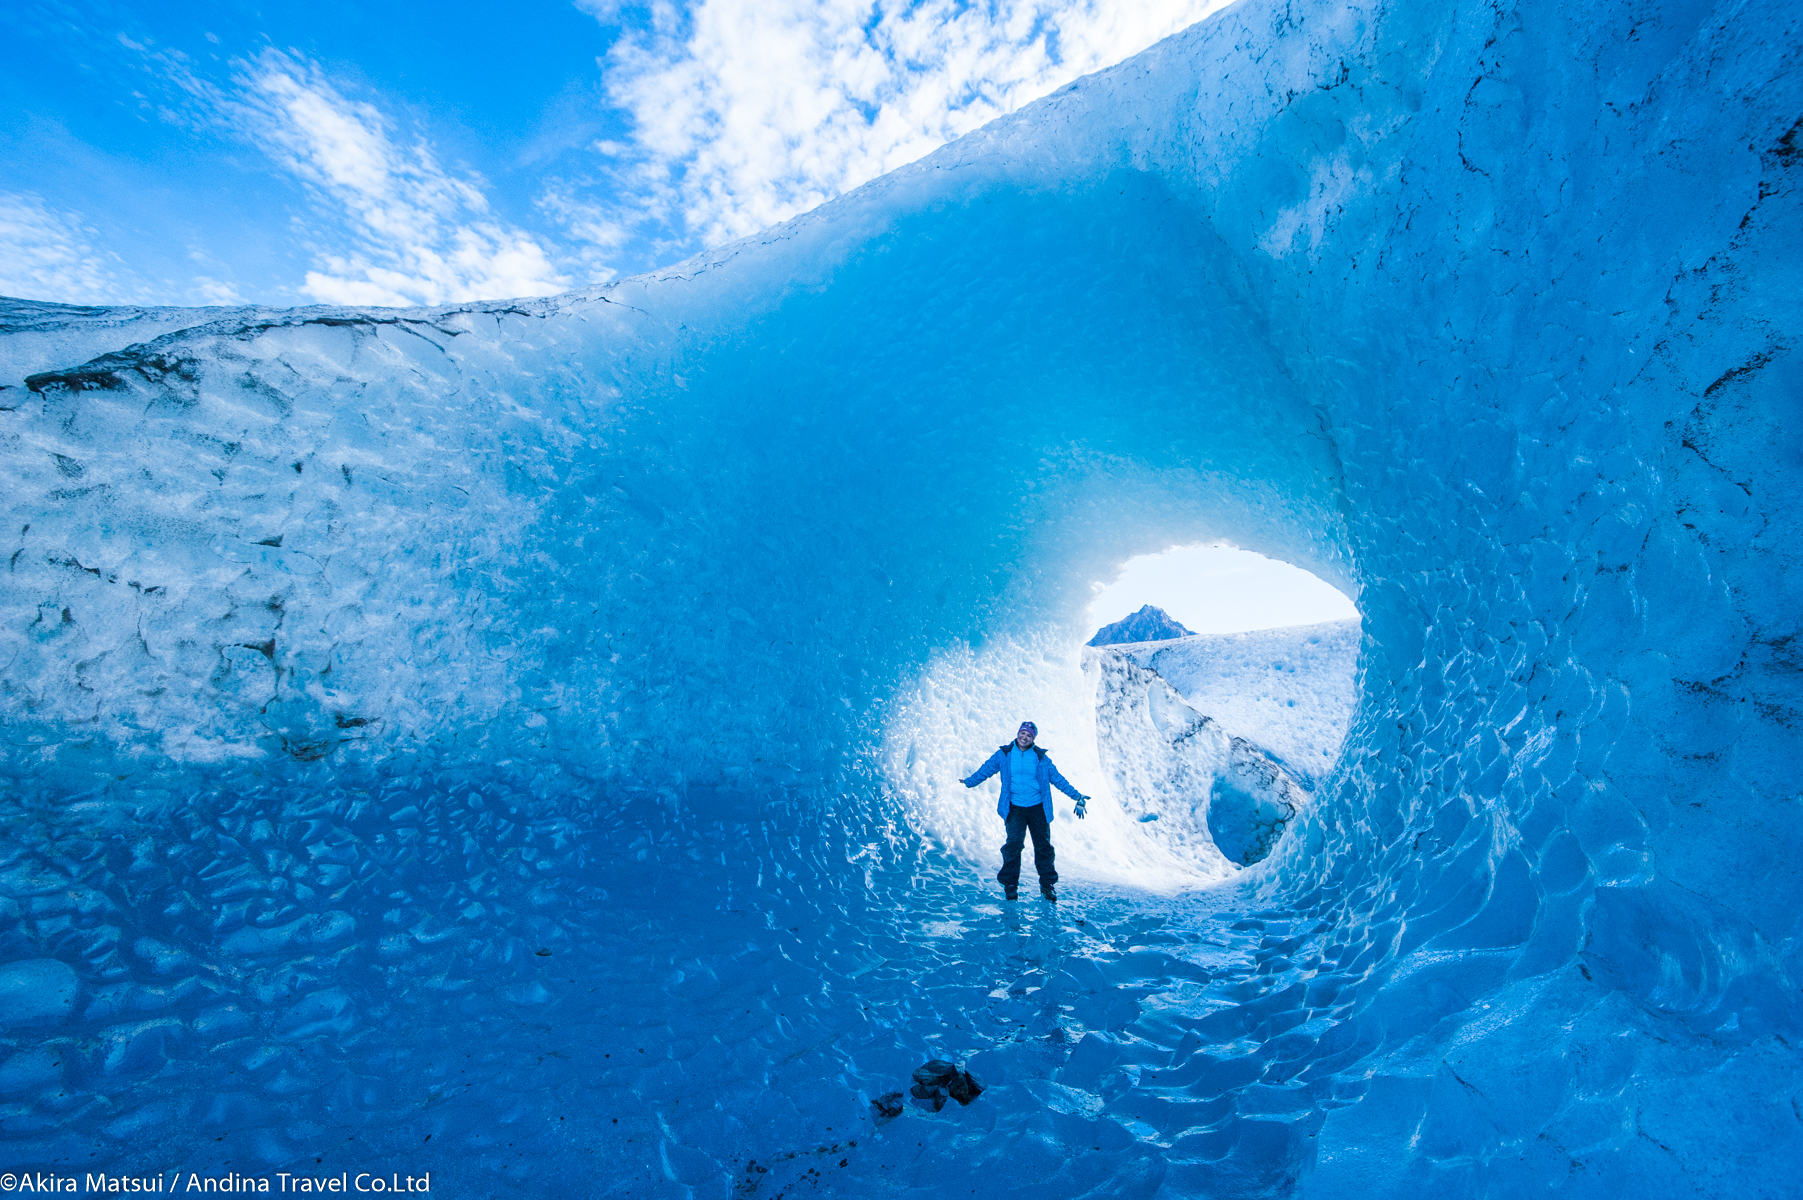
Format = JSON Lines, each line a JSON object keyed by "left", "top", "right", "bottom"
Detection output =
{"left": 2, "top": 0, "right": 1801, "bottom": 1194}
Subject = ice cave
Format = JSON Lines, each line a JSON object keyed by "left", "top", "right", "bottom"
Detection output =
{"left": 1, "top": 0, "right": 1799, "bottom": 1194}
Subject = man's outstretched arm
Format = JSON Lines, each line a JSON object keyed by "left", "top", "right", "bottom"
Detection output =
{"left": 962, "top": 749, "right": 1004, "bottom": 788}
{"left": 1047, "top": 762, "right": 1091, "bottom": 817}
{"left": 1047, "top": 761, "right": 1086, "bottom": 800}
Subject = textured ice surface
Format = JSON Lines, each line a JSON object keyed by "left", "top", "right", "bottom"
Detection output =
{"left": 2, "top": 0, "right": 1801, "bottom": 1195}
{"left": 1088, "top": 651, "right": 1309, "bottom": 870}
{"left": 1118, "top": 620, "right": 1360, "bottom": 787}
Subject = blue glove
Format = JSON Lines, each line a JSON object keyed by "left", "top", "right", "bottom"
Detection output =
{"left": 1075, "top": 795, "right": 1088, "bottom": 819}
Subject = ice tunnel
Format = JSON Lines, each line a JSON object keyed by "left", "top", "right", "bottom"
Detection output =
{"left": 1, "top": 0, "right": 1800, "bottom": 1194}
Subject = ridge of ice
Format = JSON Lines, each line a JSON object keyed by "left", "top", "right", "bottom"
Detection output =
{"left": 1113, "top": 618, "right": 1360, "bottom": 787}
{"left": 1088, "top": 650, "right": 1308, "bottom": 868}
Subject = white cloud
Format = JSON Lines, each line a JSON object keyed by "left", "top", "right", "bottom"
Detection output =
{"left": 534, "top": 187, "right": 626, "bottom": 284}
{"left": 0, "top": 192, "right": 128, "bottom": 304}
{"left": 584, "top": 0, "right": 1231, "bottom": 251}
{"left": 88, "top": 6, "right": 1232, "bottom": 303}
{"left": 192, "top": 277, "right": 246, "bottom": 305}
{"left": 240, "top": 52, "right": 570, "bottom": 306}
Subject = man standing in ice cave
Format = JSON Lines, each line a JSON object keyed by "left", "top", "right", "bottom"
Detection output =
{"left": 962, "top": 722, "right": 1090, "bottom": 902}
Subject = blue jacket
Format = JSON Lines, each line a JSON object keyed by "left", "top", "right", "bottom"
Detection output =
{"left": 962, "top": 744, "right": 1084, "bottom": 821}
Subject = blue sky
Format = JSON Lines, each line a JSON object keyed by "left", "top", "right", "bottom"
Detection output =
{"left": 1088, "top": 546, "right": 1358, "bottom": 637}
{"left": 0, "top": 0, "right": 1224, "bottom": 308}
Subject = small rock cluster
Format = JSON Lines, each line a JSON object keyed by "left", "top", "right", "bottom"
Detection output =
{"left": 869, "top": 1058, "right": 985, "bottom": 1122}
{"left": 907, "top": 1059, "right": 983, "bottom": 1112}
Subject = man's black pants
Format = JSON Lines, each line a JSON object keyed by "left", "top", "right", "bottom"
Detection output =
{"left": 997, "top": 803, "right": 1057, "bottom": 888}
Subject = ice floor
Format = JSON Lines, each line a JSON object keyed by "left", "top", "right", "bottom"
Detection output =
{"left": 0, "top": 773, "right": 1323, "bottom": 1196}
{"left": 2, "top": 0, "right": 1801, "bottom": 1195}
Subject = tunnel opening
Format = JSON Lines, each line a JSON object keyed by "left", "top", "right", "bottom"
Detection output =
{"left": 1081, "top": 543, "right": 1361, "bottom": 869}
{"left": 883, "top": 542, "right": 1360, "bottom": 888}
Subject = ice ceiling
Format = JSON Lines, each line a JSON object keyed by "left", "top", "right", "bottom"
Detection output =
{"left": 1, "top": 0, "right": 1799, "bottom": 1195}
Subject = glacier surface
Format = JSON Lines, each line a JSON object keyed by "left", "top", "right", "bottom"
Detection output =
{"left": 2, "top": 0, "right": 1801, "bottom": 1195}
{"left": 1116, "top": 619, "right": 1360, "bottom": 788}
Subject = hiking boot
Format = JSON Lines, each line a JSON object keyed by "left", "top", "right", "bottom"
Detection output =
{"left": 1040, "top": 884, "right": 1058, "bottom": 902}
{"left": 1004, "top": 884, "right": 1019, "bottom": 901}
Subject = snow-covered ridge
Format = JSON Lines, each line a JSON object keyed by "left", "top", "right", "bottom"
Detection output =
{"left": 0, "top": 297, "right": 288, "bottom": 397}
{"left": 1088, "top": 650, "right": 1309, "bottom": 868}
{"left": 1080, "top": 618, "right": 1356, "bottom": 869}
{"left": 1111, "top": 617, "right": 1360, "bottom": 788}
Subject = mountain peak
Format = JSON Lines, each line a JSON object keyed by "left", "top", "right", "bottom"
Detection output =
{"left": 1087, "top": 604, "right": 1194, "bottom": 647}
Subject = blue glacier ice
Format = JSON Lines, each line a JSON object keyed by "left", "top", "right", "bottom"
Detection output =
{"left": 1, "top": 0, "right": 1800, "bottom": 1194}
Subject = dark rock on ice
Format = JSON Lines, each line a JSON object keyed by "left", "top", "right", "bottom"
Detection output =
{"left": 869, "top": 1092, "right": 904, "bottom": 1122}
{"left": 946, "top": 1070, "right": 984, "bottom": 1105}
{"left": 908, "top": 1082, "right": 948, "bottom": 1112}
{"left": 1087, "top": 604, "right": 1193, "bottom": 646}
{"left": 906, "top": 1059, "right": 983, "bottom": 1111}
